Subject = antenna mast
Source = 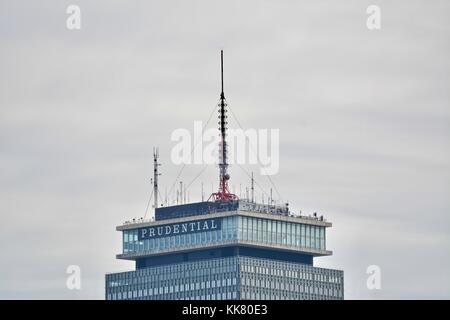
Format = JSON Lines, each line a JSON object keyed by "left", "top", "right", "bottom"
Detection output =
{"left": 153, "top": 147, "right": 161, "bottom": 209}
{"left": 211, "top": 50, "right": 237, "bottom": 201}
{"left": 251, "top": 172, "right": 254, "bottom": 203}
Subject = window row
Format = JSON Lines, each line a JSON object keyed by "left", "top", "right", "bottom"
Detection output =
{"left": 122, "top": 216, "right": 326, "bottom": 254}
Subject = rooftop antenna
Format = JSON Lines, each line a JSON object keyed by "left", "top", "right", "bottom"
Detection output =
{"left": 251, "top": 172, "right": 254, "bottom": 203}
{"left": 210, "top": 50, "right": 237, "bottom": 202}
{"left": 153, "top": 147, "right": 161, "bottom": 210}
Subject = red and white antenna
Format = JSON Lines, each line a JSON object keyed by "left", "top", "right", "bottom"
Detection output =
{"left": 211, "top": 50, "right": 238, "bottom": 201}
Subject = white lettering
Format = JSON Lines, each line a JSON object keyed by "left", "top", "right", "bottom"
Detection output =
{"left": 366, "top": 5, "right": 381, "bottom": 30}
{"left": 66, "top": 5, "right": 81, "bottom": 30}
{"left": 66, "top": 265, "right": 81, "bottom": 290}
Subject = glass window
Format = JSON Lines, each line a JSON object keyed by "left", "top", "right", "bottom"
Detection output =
{"left": 243, "top": 217, "right": 248, "bottom": 241}
{"left": 315, "top": 226, "right": 320, "bottom": 249}
{"left": 320, "top": 227, "right": 325, "bottom": 250}
{"left": 271, "top": 220, "right": 276, "bottom": 243}
{"left": 123, "top": 232, "right": 128, "bottom": 253}
{"left": 218, "top": 227, "right": 222, "bottom": 241}
{"left": 288, "top": 223, "right": 293, "bottom": 246}
{"left": 257, "top": 219, "right": 262, "bottom": 242}
{"left": 282, "top": 222, "right": 287, "bottom": 245}
{"left": 306, "top": 225, "right": 310, "bottom": 247}
{"left": 263, "top": 219, "right": 268, "bottom": 243}
{"left": 301, "top": 224, "right": 306, "bottom": 247}
{"left": 277, "top": 221, "right": 282, "bottom": 244}
{"left": 237, "top": 216, "right": 242, "bottom": 240}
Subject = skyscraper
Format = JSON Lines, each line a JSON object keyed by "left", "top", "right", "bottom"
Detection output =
{"left": 105, "top": 52, "right": 344, "bottom": 300}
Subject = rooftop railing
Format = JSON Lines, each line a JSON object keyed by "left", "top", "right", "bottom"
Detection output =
{"left": 122, "top": 200, "right": 326, "bottom": 226}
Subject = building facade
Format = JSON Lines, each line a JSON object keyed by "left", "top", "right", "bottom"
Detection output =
{"left": 105, "top": 200, "right": 344, "bottom": 300}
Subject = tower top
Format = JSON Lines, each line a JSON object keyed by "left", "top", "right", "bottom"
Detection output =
{"left": 210, "top": 50, "right": 237, "bottom": 201}
{"left": 221, "top": 50, "right": 224, "bottom": 99}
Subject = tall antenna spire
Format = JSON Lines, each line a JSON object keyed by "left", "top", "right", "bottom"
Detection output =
{"left": 211, "top": 50, "right": 238, "bottom": 201}
{"left": 153, "top": 147, "right": 161, "bottom": 209}
{"left": 221, "top": 50, "right": 224, "bottom": 99}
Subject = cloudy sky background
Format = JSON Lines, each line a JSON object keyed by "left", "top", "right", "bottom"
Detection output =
{"left": 1, "top": 0, "right": 449, "bottom": 299}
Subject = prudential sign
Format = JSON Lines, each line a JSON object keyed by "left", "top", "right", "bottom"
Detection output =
{"left": 137, "top": 218, "right": 222, "bottom": 240}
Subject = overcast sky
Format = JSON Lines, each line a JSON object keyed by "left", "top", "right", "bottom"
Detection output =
{"left": 1, "top": 0, "right": 449, "bottom": 299}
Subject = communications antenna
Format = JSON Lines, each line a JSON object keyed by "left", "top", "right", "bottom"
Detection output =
{"left": 153, "top": 147, "right": 161, "bottom": 209}
{"left": 210, "top": 50, "right": 238, "bottom": 201}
